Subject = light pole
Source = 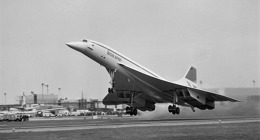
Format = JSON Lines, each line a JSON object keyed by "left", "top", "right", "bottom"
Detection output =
{"left": 4, "top": 93, "right": 6, "bottom": 105}
{"left": 42, "top": 83, "right": 44, "bottom": 103}
{"left": 22, "top": 92, "right": 26, "bottom": 106}
{"left": 200, "top": 80, "right": 203, "bottom": 88}
{"left": 253, "top": 80, "right": 256, "bottom": 88}
{"left": 58, "top": 88, "right": 61, "bottom": 98}
{"left": 45, "top": 84, "right": 49, "bottom": 95}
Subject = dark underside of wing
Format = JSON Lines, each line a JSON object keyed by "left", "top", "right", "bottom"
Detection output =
{"left": 103, "top": 62, "right": 239, "bottom": 111}
{"left": 190, "top": 88, "right": 239, "bottom": 102}
{"left": 118, "top": 62, "right": 239, "bottom": 103}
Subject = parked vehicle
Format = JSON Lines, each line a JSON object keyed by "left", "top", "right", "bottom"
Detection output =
{"left": 43, "top": 112, "right": 55, "bottom": 117}
{"left": 0, "top": 113, "right": 4, "bottom": 121}
{"left": 2, "top": 114, "right": 25, "bottom": 121}
{"left": 69, "top": 111, "right": 80, "bottom": 116}
{"left": 21, "top": 115, "right": 29, "bottom": 121}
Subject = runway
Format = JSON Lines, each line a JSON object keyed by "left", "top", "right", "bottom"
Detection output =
{"left": 0, "top": 116, "right": 259, "bottom": 133}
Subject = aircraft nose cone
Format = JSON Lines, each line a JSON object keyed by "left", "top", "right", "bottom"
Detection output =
{"left": 66, "top": 42, "right": 85, "bottom": 52}
{"left": 66, "top": 42, "right": 78, "bottom": 49}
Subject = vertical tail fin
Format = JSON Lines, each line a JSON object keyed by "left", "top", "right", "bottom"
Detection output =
{"left": 184, "top": 66, "right": 197, "bottom": 83}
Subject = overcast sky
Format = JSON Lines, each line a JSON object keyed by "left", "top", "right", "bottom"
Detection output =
{"left": 0, "top": 0, "right": 259, "bottom": 104}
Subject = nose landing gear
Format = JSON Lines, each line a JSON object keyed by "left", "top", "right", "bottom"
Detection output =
{"left": 107, "top": 69, "right": 138, "bottom": 116}
{"left": 108, "top": 69, "right": 116, "bottom": 93}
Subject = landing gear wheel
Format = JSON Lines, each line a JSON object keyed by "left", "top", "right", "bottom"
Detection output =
{"left": 172, "top": 105, "right": 176, "bottom": 110}
{"left": 169, "top": 105, "right": 180, "bottom": 115}
{"left": 133, "top": 108, "right": 137, "bottom": 116}
{"left": 176, "top": 107, "right": 180, "bottom": 115}
{"left": 169, "top": 90, "right": 181, "bottom": 115}
{"left": 130, "top": 106, "right": 133, "bottom": 112}
{"left": 126, "top": 106, "right": 130, "bottom": 114}
{"left": 168, "top": 105, "right": 173, "bottom": 113}
{"left": 125, "top": 106, "right": 137, "bottom": 116}
{"left": 129, "top": 107, "right": 134, "bottom": 116}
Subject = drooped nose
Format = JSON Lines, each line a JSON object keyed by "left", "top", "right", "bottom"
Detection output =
{"left": 66, "top": 42, "right": 85, "bottom": 52}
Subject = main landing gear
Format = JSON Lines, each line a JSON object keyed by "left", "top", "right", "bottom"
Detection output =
{"left": 126, "top": 92, "right": 138, "bottom": 116}
{"left": 168, "top": 91, "right": 180, "bottom": 115}
{"left": 126, "top": 106, "right": 137, "bottom": 116}
{"left": 168, "top": 105, "right": 180, "bottom": 115}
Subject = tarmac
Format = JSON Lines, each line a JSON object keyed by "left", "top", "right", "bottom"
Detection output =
{"left": 0, "top": 115, "right": 259, "bottom": 133}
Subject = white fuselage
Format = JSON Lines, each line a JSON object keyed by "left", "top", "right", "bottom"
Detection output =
{"left": 66, "top": 39, "right": 171, "bottom": 102}
{"left": 83, "top": 39, "right": 162, "bottom": 79}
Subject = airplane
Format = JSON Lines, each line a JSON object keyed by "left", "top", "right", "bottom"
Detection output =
{"left": 66, "top": 39, "right": 239, "bottom": 116}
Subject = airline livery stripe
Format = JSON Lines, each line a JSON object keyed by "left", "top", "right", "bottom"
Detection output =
{"left": 91, "top": 42, "right": 159, "bottom": 78}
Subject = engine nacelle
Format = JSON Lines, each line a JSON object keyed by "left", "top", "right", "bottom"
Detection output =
{"left": 205, "top": 101, "right": 215, "bottom": 110}
{"left": 137, "top": 100, "right": 155, "bottom": 111}
{"left": 184, "top": 88, "right": 216, "bottom": 110}
{"left": 188, "top": 88, "right": 206, "bottom": 104}
{"left": 144, "top": 101, "right": 155, "bottom": 111}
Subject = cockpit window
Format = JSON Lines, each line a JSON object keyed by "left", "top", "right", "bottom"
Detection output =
{"left": 82, "top": 39, "right": 88, "bottom": 42}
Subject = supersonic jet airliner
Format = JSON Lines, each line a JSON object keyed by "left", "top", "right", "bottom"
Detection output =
{"left": 66, "top": 39, "right": 238, "bottom": 116}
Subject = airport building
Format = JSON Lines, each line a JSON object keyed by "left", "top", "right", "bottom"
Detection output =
{"left": 14, "top": 94, "right": 124, "bottom": 111}
{"left": 0, "top": 104, "right": 21, "bottom": 111}
{"left": 17, "top": 94, "right": 58, "bottom": 105}
{"left": 58, "top": 98, "right": 124, "bottom": 111}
